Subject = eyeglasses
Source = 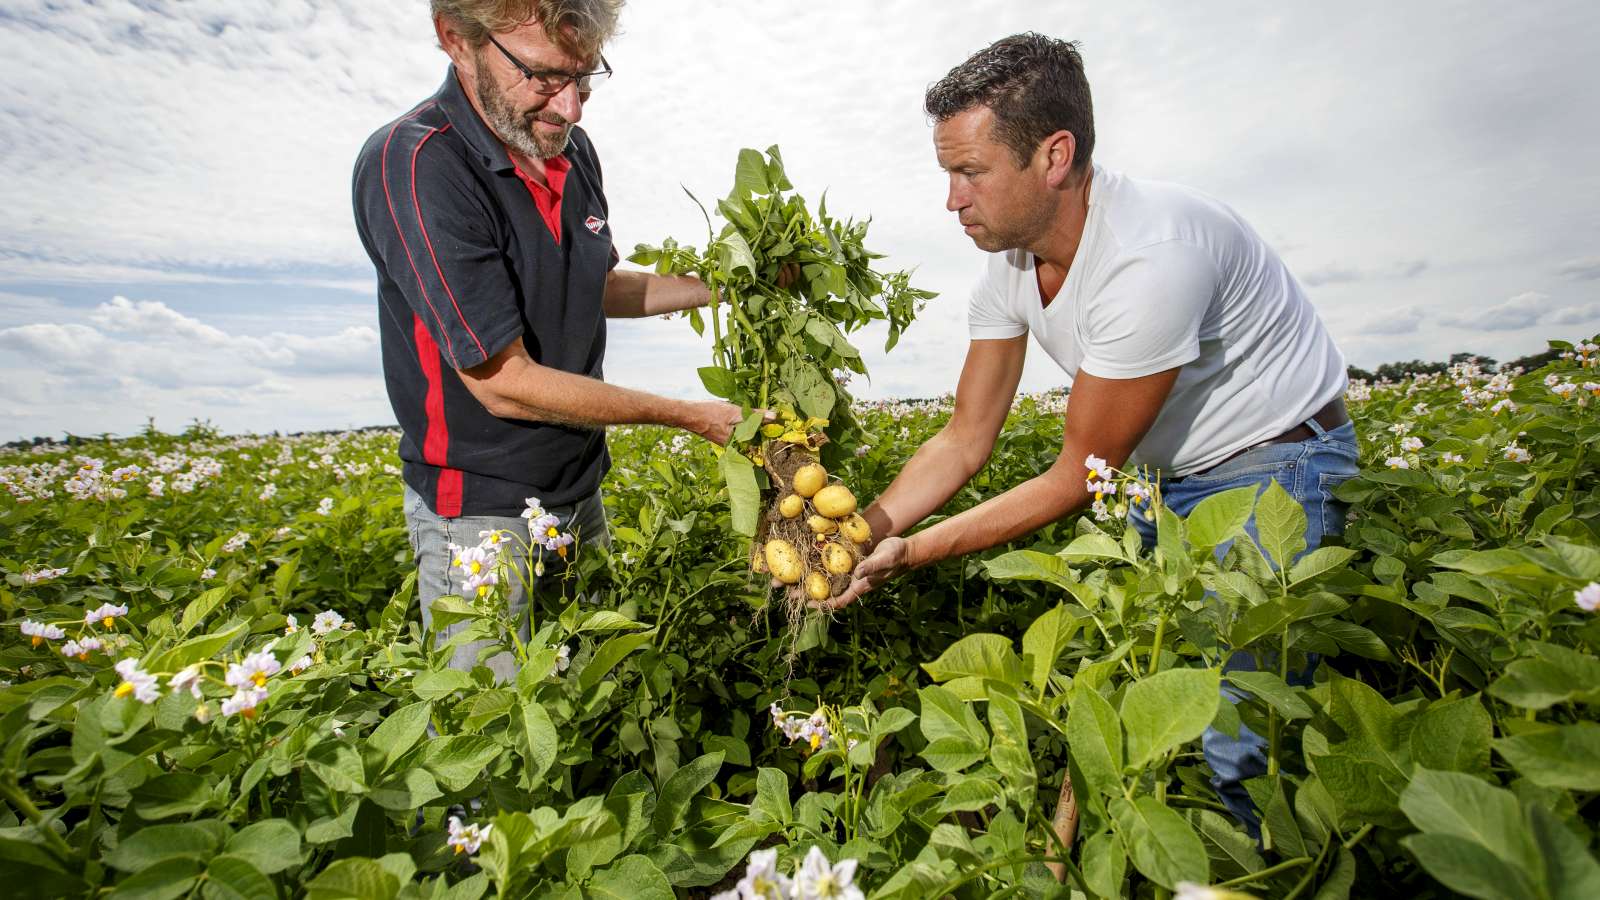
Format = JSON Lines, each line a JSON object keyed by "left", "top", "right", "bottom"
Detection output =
{"left": 486, "top": 35, "right": 612, "bottom": 97}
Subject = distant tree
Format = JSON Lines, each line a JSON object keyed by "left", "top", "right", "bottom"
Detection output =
{"left": 1448, "top": 351, "right": 1497, "bottom": 371}
{"left": 1347, "top": 364, "right": 1375, "bottom": 382}
{"left": 1373, "top": 359, "right": 1447, "bottom": 381}
{"left": 1501, "top": 347, "right": 1562, "bottom": 373}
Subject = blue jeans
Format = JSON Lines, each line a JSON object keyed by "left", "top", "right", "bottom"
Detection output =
{"left": 1132, "top": 420, "right": 1360, "bottom": 836}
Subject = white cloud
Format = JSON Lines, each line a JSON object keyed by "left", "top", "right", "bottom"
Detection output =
{"left": 1, "top": 1, "right": 1598, "bottom": 433}
{"left": 1438, "top": 291, "right": 1551, "bottom": 331}
{"left": 1355, "top": 307, "right": 1425, "bottom": 336}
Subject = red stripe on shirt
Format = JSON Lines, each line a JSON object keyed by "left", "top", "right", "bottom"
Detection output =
{"left": 412, "top": 312, "right": 463, "bottom": 518}
{"left": 380, "top": 102, "right": 458, "bottom": 367}
{"left": 412, "top": 123, "right": 489, "bottom": 364}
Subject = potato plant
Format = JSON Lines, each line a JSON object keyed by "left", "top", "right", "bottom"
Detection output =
{"left": 2, "top": 330, "right": 1598, "bottom": 898}
{"left": 629, "top": 147, "right": 932, "bottom": 613}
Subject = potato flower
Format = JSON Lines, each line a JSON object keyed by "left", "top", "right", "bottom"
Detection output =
{"left": 794, "top": 846, "right": 863, "bottom": 900}
{"left": 62, "top": 637, "right": 103, "bottom": 660}
{"left": 169, "top": 665, "right": 204, "bottom": 699}
{"left": 1577, "top": 583, "right": 1600, "bottom": 612}
{"left": 221, "top": 685, "right": 268, "bottom": 719}
{"left": 22, "top": 620, "right": 66, "bottom": 646}
{"left": 85, "top": 603, "right": 130, "bottom": 628}
{"left": 446, "top": 816, "right": 491, "bottom": 855}
{"left": 311, "top": 610, "right": 346, "bottom": 635}
{"left": 113, "top": 658, "right": 161, "bottom": 704}
{"left": 226, "top": 650, "right": 282, "bottom": 689}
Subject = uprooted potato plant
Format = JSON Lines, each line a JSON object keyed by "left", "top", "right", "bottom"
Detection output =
{"left": 630, "top": 146, "right": 933, "bottom": 624}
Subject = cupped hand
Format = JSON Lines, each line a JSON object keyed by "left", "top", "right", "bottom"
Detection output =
{"left": 809, "top": 536, "right": 910, "bottom": 612}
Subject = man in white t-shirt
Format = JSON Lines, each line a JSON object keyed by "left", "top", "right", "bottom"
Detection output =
{"left": 824, "top": 33, "right": 1360, "bottom": 837}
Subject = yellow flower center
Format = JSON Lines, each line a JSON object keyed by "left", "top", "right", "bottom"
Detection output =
{"left": 469, "top": 561, "right": 481, "bottom": 574}
{"left": 104, "top": 617, "right": 116, "bottom": 628}
{"left": 31, "top": 636, "right": 43, "bottom": 647}
{"left": 252, "top": 673, "right": 268, "bottom": 687}
{"left": 453, "top": 844, "right": 466, "bottom": 855}
{"left": 115, "top": 682, "right": 134, "bottom": 698}
{"left": 546, "top": 526, "right": 559, "bottom": 538}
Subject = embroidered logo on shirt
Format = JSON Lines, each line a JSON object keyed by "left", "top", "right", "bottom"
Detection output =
{"left": 584, "top": 216, "right": 606, "bottom": 235}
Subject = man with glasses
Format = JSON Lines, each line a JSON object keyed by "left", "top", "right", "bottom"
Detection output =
{"left": 353, "top": 0, "right": 738, "bottom": 680}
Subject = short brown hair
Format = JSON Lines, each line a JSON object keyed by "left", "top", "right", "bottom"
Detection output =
{"left": 925, "top": 33, "right": 1095, "bottom": 174}
{"left": 431, "top": 0, "right": 623, "bottom": 60}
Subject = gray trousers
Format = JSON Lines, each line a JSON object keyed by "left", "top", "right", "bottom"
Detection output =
{"left": 403, "top": 485, "right": 610, "bottom": 681}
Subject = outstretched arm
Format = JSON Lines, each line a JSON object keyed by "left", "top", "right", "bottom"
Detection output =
{"left": 820, "top": 366, "right": 1181, "bottom": 610}
{"left": 458, "top": 338, "right": 747, "bottom": 445}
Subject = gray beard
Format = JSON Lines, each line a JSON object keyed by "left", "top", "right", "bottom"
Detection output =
{"left": 474, "top": 59, "right": 572, "bottom": 160}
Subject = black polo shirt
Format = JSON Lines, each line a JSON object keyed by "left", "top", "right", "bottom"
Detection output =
{"left": 353, "top": 69, "right": 617, "bottom": 518}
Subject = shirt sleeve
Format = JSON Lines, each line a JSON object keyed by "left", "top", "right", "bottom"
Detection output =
{"left": 967, "top": 258, "right": 1028, "bottom": 340}
{"left": 1078, "top": 240, "right": 1218, "bottom": 379}
{"left": 359, "top": 138, "right": 523, "bottom": 371}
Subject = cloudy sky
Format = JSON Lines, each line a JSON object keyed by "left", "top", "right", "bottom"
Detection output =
{"left": 1, "top": 0, "right": 1597, "bottom": 441}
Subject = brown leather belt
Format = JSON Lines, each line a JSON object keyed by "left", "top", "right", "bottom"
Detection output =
{"left": 1174, "top": 396, "right": 1350, "bottom": 481}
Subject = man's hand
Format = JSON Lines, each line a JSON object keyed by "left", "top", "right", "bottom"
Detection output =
{"left": 809, "top": 536, "right": 910, "bottom": 612}
{"left": 683, "top": 400, "right": 775, "bottom": 446}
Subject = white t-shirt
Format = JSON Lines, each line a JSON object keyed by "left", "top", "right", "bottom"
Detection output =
{"left": 969, "top": 165, "right": 1347, "bottom": 478}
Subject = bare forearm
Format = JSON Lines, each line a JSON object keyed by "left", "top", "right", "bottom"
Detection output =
{"left": 903, "top": 462, "right": 1090, "bottom": 569}
{"left": 603, "top": 270, "right": 709, "bottom": 318}
{"left": 863, "top": 428, "right": 991, "bottom": 541}
{"left": 477, "top": 362, "right": 700, "bottom": 432}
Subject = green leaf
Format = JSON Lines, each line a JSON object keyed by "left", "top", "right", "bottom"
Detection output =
{"left": 1529, "top": 802, "right": 1600, "bottom": 900}
{"left": 1230, "top": 593, "right": 1346, "bottom": 648}
{"left": 983, "top": 549, "right": 1077, "bottom": 590}
{"left": 696, "top": 366, "right": 737, "bottom": 400}
{"left": 1120, "top": 667, "right": 1221, "bottom": 769}
{"left": 1185, "top": 486, "right": 1258, "bottom": 550}
{"left": 1401, "top": 834, "right": 1538, "bottom": 900}
{"left": 917, "top": 685, "right": 988, "bottom": 746}
{"left": 105, "top": 822, "right": 228, "bottom": 871}
{"left": 579, "top": 628, "right": 658, "bottom": 693}
{"left": 416, "top": 735, "right": 502, "bottom": 792}
{"left": 108, "top": 857, "right": 202, "bottom": 900}
{"left": 411, "top": 668, "right": 474, "bottom": 701}
{"left": 1113, "top": 795, "right": 1209, "bottom": 889}
{"left": 222, "top": 819, "right": 302, "bottom": 875}
{"left": 987, "top": 689, "right": 1036, "bottom": 805}
{"left": 304, "top": 857, "right": 400, "bottom": 900}
{"left": 517, "top": 700, "right": 559, "bottom": 783}
{"left": 752, "top": 767, "right": 792, "bottom": 824}
{"left": 132, "top": 773, "right": 214, "bottom": 820}
{"left": 368, "top": 767, "right": 443, "bottom": 811}
{"left": 201, "top": 854, "right": 276, "bottom": 900}
{"left": 1401, "top": 769, "right": 1539, "bottom": 874}
{"left": 585, "top": 855, "right": 675, "bottom": 900}
{"left": 1409, "top": 696, "right": 1492, "bottom": 775}
{"left": 307, "top": 741, "right": 368, "bottom": 794}
{"left": 574, "top": 610, "right": 649, "bottom": 635}
{"left": 1081, "top": 831, "right": 1127, "bottom": 900}
{"left": 919, "top": 736, "right": 987, "bottom": 773}
{"left": 1488, "top": 644, "right": 1600, "bottom": 710}
{"left": 1226, "top": 670, "right": 1311, "bottom": 719}
{"left": 1494, "top": 723, "right": 1600, "bottom": 790}
{"left": 730, "top": 148, "right": 770, "bottom": 198}
{"left": 148, "top": 621, "right": 248, "bottom": 676}
{"left": 651, "top": 751, "right": 723, "bottom": 837}
{"left": 177, "top": 586, "right": 229, "bottom": 636}
{"left": 367, "top": 700, "right": 431, "bottom": 775}
{"left": 1255, "top": 479, "right": 1308, "bottom": 569}
{"left": 719, "top": 449, "right": 761, "bottom": 538}
{"left": 936, "top": 776, "right": 1006, "bottom": 813}
{"left": 1022, "top": 604, "right": 1084, "bottom": 690}
{"left": 1065, "top": 684, "right": 1123, "bottom": 799}
{"left": 921, "top": 633, "right": 1023, "bottom": 687}
{"left": 1288, "top": 546, "right": 1358, "bottom": 586}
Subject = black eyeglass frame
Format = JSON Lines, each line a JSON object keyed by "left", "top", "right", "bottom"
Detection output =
{"left": 486, "top": 35, "right": 611, "bottom": 97}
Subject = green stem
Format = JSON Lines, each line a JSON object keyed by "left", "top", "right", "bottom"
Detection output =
{"left": 1342, "top": 822, "right": 1376, "bottom": 850}
{"left": 1564, "top": 442, "right": 1586, "bottom": 501}
{"left": 1147, "top": 610, "right": 1169, "bottom": 676}
{"left": 0, "top": 777, "right": 77, "bottom": 862}
{"left": 1217, "top": 855, "right": 1315, "bottom": 888}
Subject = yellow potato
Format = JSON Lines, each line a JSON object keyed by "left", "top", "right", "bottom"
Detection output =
{"left": 807, "top": 514, "right": 838, "bottom": 535}
{"left": 804, "top": 572, "right": 830, "bottom": 602}
{"left": 839, "top": 513, "right": 872, "bottom": 544}
{"left": 823, "top": 542, "right": 854, "bottom": 575}
{"left": 778, "top": 494, "right": 805, "bottom": 518}
{"left": 764, "top": 539, "right": 803, "bottom": 584}
{"left": 812, "top": 484, "right": 857, "bottom": 518}
{"left": 792, "top": 463, "right": 828, "bottom": 498}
